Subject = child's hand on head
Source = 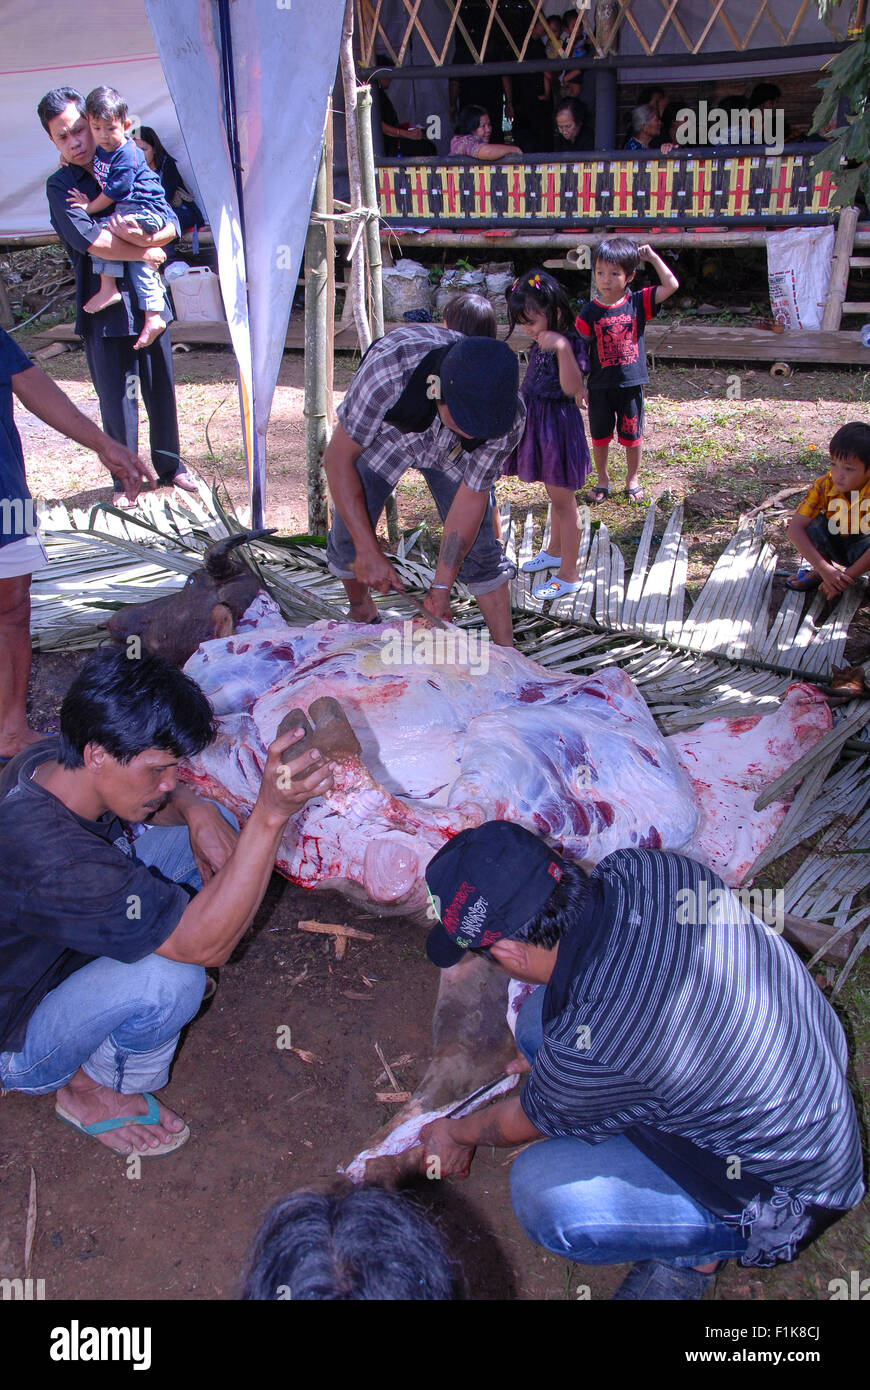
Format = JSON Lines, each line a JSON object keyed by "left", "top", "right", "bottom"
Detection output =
{"left": 637, "top": 244, "right": 653, "bottom": 262}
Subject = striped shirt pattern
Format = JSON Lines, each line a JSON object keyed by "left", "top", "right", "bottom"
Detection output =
{"left": 521, "top": 849, "right": 863, "bottom": 1211}
{"left": 337, "top": 324, "right": 526, "bottom": 493}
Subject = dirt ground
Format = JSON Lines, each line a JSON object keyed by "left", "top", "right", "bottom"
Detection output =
{"left": 1, "top": 335, "right": 868, "bottom": 1304}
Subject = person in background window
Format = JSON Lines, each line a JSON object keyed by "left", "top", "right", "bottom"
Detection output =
{"left": 726, "top": 83, "right": 784, "bottom": 144}
{"left": 557, "top": 9, "right": 591, "bottom": 104}
{"left": 503, "top": 17, "right": 553, "bottom": 153}
{"left": 748, "top": 83, "right": 782, "bottom": 112}
{"left": 636, "top": 86, "right": 667, "bottom": 148}
{"left": 133, "top": 127, "right": 204, "bottom": 234}
{"left": 638, "top": 86, "right": 667, "bottom": 121}
{"left": 552, "top": 97, "right": 594, "bottom": 153}
{"left": 449, "top": 19, "right": 508, "bottom": 141}
{"left": 371, "top": 58, "right": 437, "bottom": 158}
{"left": 449, "top": 106, "right": 520, "bottom": 161}
{"left": 624, "top": 104, "right": 677, "bottom": 154}
{"left": 660, "top": 100, "right": 692, "bottom": 149}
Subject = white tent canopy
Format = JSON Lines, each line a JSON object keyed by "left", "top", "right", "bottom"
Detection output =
{"left": 2, "top": 4, "right": 196, "bottom": 238}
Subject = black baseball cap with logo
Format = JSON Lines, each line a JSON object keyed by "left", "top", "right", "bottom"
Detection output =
{"left": 425, "top": 821, "right": 565, "bottom": 968}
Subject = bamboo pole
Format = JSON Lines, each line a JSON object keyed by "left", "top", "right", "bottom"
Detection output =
{"left": 304, "top": 143, "right": 330, "bottom": 535}
{"left": 357, "top": 85, "right": 384, "bottom": 341}
{"left": 324, "top": 100, "right": 336, "bottom": 430}
{"left": 0, "top": 273, "right": 13, "bottom": 329}
{"left": 8, "top": 224, "right": 868, "bottom": 254}
{"left": 7, "top": 225, "right": 870, "bottom": 252}
{"left": 355, "top": 78, "right": 397, "bottom": 541}
{"left": 336, "top": 228, "right": 868, "bottom": 252}
{"left": 339, "top": 0, "right": 372, "bottom": 358}
{"left": 821, "top": 205, "right": 859, "bottom": 332}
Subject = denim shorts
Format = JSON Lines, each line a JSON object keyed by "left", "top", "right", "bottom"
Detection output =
{"left": 326, "top": 457, "right": 511, "bottom": 595}
{"left": 806, "top": 510, "right": 870, "bottom": 568}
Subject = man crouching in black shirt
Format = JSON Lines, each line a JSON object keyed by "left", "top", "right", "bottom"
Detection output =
{"left": 0, "top": 647, "right": 332, "bottom": 1157}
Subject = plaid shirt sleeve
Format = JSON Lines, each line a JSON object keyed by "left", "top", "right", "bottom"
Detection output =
{"left": 337, "top": 334, "right": 415, "bottom": 448}
{"left": 795, "top": 474, "right": 831, "bottom": 520}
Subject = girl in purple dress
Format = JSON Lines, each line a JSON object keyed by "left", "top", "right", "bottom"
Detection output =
{"left": 505, "top": 270, "right": 590, "bottom": 599}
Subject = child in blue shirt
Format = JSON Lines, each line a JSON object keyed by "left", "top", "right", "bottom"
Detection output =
{"left": 66, "top": 86, "right": 175, "bottom": 350}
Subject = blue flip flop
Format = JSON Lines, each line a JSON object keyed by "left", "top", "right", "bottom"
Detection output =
{"left": 55, "top": 1092, "right": 190, "bottom": 1156}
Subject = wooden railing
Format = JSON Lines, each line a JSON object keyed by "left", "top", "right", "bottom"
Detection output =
{"left": 377, "top": 145, "right": 834, "bottom": 227}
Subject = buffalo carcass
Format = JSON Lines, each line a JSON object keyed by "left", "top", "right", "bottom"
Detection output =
{"left": 108, "top": 568, "right": 832, "bottom": 1165}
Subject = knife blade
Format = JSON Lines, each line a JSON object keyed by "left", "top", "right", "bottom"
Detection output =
{"left": 401, "top": 592, "right": 452, "bottom": 631}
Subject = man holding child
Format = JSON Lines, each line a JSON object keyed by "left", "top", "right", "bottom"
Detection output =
{"left": 36, "top": 87, "right": 196, "bottom": 497}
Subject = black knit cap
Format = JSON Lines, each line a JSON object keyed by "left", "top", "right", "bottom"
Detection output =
{"left": 439, "top": 337, "right": 519, "bottom": 440}
{"left": 425, "top": 821, "right": 564, "bottom": 968}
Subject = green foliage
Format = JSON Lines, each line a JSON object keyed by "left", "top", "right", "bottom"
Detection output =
{"left": 810, "top": 26, "right": 870, "bottom": 209}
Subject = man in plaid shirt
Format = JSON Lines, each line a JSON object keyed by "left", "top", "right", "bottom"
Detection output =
{"left": 324, "top": 325, "right": 524, "bottom": 645}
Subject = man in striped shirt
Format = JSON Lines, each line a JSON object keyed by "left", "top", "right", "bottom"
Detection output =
{"left": 420, "top": 822, "right": 863, "bottom": 1299}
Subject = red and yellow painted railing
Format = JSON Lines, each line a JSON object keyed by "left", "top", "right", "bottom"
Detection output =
{"left": 377, "top": 149, "right": 834, "bottom": 228}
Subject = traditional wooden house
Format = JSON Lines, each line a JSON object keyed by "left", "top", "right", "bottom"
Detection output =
{"left": 357, "top": 0, "right": 854, "bottom": 227}
{"left": 349, "top": 0, "right": 868, "bottom": 355}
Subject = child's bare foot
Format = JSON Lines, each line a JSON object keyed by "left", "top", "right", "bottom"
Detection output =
{"left": 133, "top": 313, "right": 167, "bottom": 350}
{"left": 83, "top": 286, "right": 122, "bottom": 314}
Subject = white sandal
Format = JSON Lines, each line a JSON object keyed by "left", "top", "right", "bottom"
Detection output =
{"left": 533, "top": 577, "right": 582, "bottom": 600}
{"left": 521, "top": 550, "right": 561, "bottom": 573}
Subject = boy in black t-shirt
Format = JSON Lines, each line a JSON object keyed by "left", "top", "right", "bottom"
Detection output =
{"left": 575, "top": 237, "right": 678, "bottom": 505}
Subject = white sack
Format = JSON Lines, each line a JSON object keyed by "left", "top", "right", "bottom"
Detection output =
{"left": 767, "top": 226, "right": 835, "bottom": 331}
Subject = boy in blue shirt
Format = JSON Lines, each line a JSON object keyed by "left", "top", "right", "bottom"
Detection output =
{"left": 66, "top": 86, "right": 174, "bottom": 350}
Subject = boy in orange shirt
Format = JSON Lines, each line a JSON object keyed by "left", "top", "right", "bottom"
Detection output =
{"left": 786, "top": 423, "right": 870, "bottom": 598}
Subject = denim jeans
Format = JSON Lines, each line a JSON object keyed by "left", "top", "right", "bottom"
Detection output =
{"left": 326, "top": 456, "right": 511, "bottom": 596}
{"left": 509, "top": 987, "right": 750, "bottom": 1268}
{"left": 0, "top": 809, "right": 237, "bottom": 1098}
{"left": 91, "top": 205, "right": 167, "bottom": 313}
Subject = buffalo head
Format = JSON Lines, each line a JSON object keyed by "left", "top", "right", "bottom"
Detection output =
{"left": 106, "top": 529, "right": 274, "bottom": 666}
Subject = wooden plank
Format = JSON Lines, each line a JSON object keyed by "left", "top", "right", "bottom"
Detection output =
{"left": 621, "top": 501, "right": 658, "bottom": 630}
{"left": 664, "top": 537, "right": 689, "bottom": 643}
{"left": 645, "top": 322, "right": 870, "bottom": 365}
{"left": 635, "top": 509, "right": 684, "bottom": 639}
{"left": 31, "top": 317, "right": 870, "bottom": 367}
{"left": 821, "top": 206, "right": 859, "bottom": 332}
